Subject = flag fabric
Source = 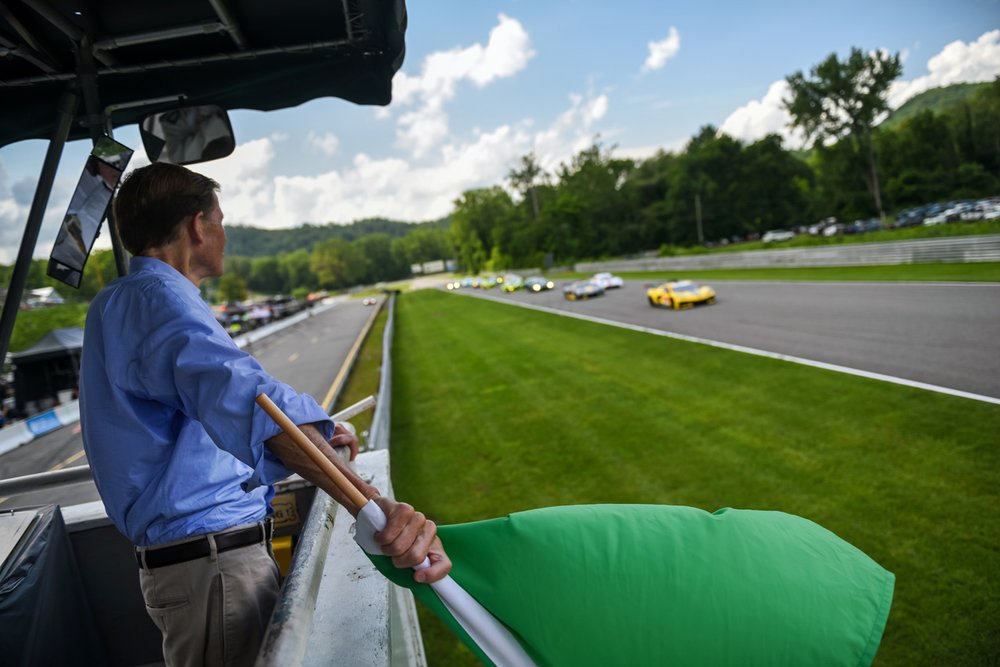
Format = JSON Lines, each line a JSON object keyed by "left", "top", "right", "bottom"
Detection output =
{"left": 355, "top": 501, "right": 536, "bottom": 667}
{"left": 367, "top": 504, "right": 894, "bottom": 667}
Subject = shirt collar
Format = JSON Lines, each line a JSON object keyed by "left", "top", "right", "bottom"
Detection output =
{"left": 129, "top": 256, "right": 202, "bottom": 300}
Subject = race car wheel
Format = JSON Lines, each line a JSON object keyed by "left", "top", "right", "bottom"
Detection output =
{"left": 647, "top": 296, "right": 657, "bottom": 307}
{"left": 707, "top": 297, "right": 716, "bottom": 305}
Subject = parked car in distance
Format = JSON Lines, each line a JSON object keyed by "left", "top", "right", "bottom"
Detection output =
{"left": 762, "top": 229, "right": 795, "bottom": 243}
{"left": 524, "top": 276, "right": 555, "bottom": 292}
{"left": 646, "top": 280, "right": 716, "bottom": 310}
{"left": 563, "top": 280, "right": 605, "bottom": 300}
{"left": 847, "top": 218, "right": 883, "bottom": 234}
{"left": 809, "top": 217, "right": 837, "bottom": 235}
{"left": 592, "top": 272, "right": 624, "bottom": 289}
{"left": 501, "top": 274, "right": 524, "bottom": 293}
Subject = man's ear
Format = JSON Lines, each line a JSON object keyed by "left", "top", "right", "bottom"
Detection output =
{"left": 185, "top": 212, "right": 205, "bottom": 244}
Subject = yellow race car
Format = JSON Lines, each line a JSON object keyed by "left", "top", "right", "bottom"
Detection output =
{"left": 646, "top": 280, "right": 716, "bottom": 310}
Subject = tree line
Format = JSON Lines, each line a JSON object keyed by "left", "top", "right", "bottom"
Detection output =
{"left": 453, "top": 67, "right": 998, "bottom": 273}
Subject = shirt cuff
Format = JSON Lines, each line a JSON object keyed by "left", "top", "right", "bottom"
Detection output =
{"left": 243, "top": 381, "right": 334, "bottom": 492}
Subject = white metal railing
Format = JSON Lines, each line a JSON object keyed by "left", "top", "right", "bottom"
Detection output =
{"left": 369, "top": 291, "right": 396, "bottom": 451}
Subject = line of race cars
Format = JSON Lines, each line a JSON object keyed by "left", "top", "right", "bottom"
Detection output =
{"left": 447, "top": 272, "right": 717, "bottom": 310}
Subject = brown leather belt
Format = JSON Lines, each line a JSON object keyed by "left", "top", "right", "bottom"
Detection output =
{"left": 136, "top": 518, "right": 273, "bottom": 569}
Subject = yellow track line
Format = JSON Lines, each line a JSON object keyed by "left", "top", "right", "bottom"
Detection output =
{"left": 50, "top": 448, "right": 86, "bottom": 471}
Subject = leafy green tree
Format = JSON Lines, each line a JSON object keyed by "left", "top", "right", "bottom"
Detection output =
{"left": 739, "top": 134, "right": 814, "bottom": 232}
{"left": 507, "top": 152, "right": 548, "bottom": 220}
{"left": 877, "top": 111, "right": 959, "bottom": 209}
{"left": 550, "top": 142, "right": 637, "bottom": 258}
{"left": 353, "top": 233, "right": 407, "bottom": 283}
{"left": 664, "top": 127, "right": 744, "bottom": 245}
{"left": 449, "top": 187, "right": 512, "bottom": 272}
{"left": 249, "top": 257, "right": 283, "bottom": 294}
{"left": 397, "top": 226, "right": 452, "bottom": 265}
{"left": 218, "top": 272, "right": 247, "bottom": 303}
{"left": 312, "top": 238, "right": 353, "bottom": 289}
{"left": 538, "top": 189, "right": 586, "bottom": 262}
{"left": 808, "top": 140, "right": 875, "bottom": 221}
{"left": 785, "top": 48, "right": 902, "bottom": 220}
{"left": 279, "top": 249, "right": 316, "bottom": 292}
{"left": 959, "top": 78, "right": 1000, "bottom": 173}
{"left": 224, "top": 256, "right": 253, "bottom": 283}
{"left": 625, "top": 150, "right": 678, "bottom": 249}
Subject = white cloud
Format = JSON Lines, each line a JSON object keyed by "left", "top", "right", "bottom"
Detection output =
{"left": 0, "top": 197, "right": 23, "bottom": 264}
{"left": 534, "top": 93, "right": 610, "bottom": 171}
{"left": 389, "top": 14, "right": 535, "bottom": 158}
{"left": 718, "top": 80, "right": 806, "bottom": 148}
{"left": 613, "top": 138, "right": 688, "bottom": 161}
{"left": 643, "top": 27, "right": 681, "bottom": 72}
{"left": 888, "top": 29, "right": 1000, "bottom": 108}
{"left": 396, "top": 108, "right": 450, "bottom": 158}
{"left": 719, "top": 30, "right": 1000, "bottom": 149}
{"left": 307, "top": 131, "right": 340, "bottom": 157}
{"left": 197, "top": 89, "right": 609, "bottom": 229}
{"left": 266, "top": 124, "right": 534, "bottom": 225}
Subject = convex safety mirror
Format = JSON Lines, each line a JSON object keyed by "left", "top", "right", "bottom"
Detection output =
{"left": 47, "top": 136, "right": 134, "bottom": 288}
{"left": 140, "top": 105, "right": 235, "bottom": 165}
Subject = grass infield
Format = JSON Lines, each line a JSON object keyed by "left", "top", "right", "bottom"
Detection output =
{"left": 388, "top": 289, "right": 998, "bottom": 667}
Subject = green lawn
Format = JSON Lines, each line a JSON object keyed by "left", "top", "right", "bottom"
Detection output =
{"left": 388, "top": 290, "right": 999, "bottom": 667}
{"left": 332, "top": 304, "right": 387, "bottom": 440}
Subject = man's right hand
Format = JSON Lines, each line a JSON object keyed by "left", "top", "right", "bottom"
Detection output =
{"left": 372, "top": 496, "right": 452, "bottom": 584}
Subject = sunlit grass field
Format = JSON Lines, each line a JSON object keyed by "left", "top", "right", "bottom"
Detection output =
{"left": 387, "top": 289, "right": 999, "bottom": 667}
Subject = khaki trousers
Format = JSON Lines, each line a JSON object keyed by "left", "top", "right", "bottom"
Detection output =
{"left": 137, "top": 534, "right": 280, "bottom": 667}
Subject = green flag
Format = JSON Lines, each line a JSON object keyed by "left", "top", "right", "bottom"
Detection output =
{"left": 370, "top": 504, "right": 894, "bottom": 667}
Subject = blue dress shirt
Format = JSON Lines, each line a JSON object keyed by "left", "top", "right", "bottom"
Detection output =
{"left": 80, "top": 257, "right": 332, "bottom": 547}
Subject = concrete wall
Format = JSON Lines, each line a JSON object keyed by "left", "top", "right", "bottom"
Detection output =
{"left": 575, "top": 234, "right": 1000, "bottom": 273}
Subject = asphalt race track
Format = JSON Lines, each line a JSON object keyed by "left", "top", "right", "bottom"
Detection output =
{"left": 0, "top": 298, "right": 377, "bottom": 509}
{"left": 457, "top": 280, "right": 1000, "bottom": 400}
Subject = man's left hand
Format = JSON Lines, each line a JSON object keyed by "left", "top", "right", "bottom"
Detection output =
{"left": 329, "top": 422, "right": 359, "bottom": 461}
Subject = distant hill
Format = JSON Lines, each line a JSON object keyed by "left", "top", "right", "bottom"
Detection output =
{"left": 879, "top": 81, "right": 991, "bottom": 131}
{"left": 225, "top": 216, "right": 450, "bottom": 257}
{"left": 786, "top": 81, "right": 993, "bottom": 163}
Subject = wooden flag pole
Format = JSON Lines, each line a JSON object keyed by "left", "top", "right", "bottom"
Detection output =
{"left": 256, "top": 393, "right": 369, "bottom": 512}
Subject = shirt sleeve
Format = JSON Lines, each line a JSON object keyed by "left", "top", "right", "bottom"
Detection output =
{"left": 125, "top": 284, "right": 333, "bottom": 491}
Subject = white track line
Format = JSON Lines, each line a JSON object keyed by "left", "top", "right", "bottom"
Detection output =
{"left": 453, "top": 290, "right": 1000, "bottom": 406}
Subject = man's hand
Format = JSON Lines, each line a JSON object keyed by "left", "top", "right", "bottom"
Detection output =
{"left": 329, "top": 422, "right": 359, "bottom": 461}
{"left": 373, "top": 496, "right": 452, "bottom": 584}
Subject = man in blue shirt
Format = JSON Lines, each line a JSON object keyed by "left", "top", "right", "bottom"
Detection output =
{"left": 80, "top": 163, "right": 451, "bottom": 666}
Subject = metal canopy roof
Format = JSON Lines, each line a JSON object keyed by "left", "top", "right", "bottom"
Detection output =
{"left": 9, "top": 326, "right": 82, "bottom": 361}
{"left": 0, "top": 0, "right": 407, "bottom": 147}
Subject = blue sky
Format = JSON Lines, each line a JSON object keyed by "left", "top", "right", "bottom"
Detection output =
{"left": 1, "top": 0, "right": 998, "bottom": 263}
